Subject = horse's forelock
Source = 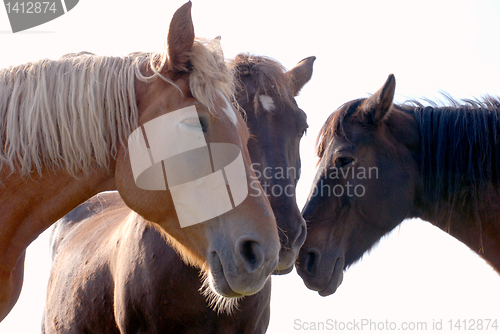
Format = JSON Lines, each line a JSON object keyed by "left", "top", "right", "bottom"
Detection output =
{"left": 188, "top": 38, "right": 236, "bottom": 115}
{"left": 316, "top": 99, "right": 364, "bottom": 160}
{"left": 315, "top": 113, "right": 335, "bottom": 159}
{"left": 130, "top": 37, "right": 235, "bottom": 114}
{"left": 230, "top": 53, "right": 294, "bottom": 113}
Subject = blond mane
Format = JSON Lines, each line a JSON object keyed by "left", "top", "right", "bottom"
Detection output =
{"left": 0, "top": 38, "right": 234, "bottom": 176}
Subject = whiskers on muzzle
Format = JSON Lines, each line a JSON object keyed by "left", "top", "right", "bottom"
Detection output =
{"left": 199, "top": 269, "right": 242, "bottom": 315}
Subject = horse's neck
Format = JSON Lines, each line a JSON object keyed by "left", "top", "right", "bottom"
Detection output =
{"left": 0, "top": 168, "right": 115, "bottom": 273}
{"left": 419, "top": 197, "right": 500, "bottom": 273}
{"left": 409, "top": 104, "right": 500, "bottom": 271}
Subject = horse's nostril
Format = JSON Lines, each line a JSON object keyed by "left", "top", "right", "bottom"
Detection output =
{"left": 237, "top": 238, "right": 264, "bottom": 273}
{"left": 305, "top": 250, "right": 318, "bottom": 275}
{"left": 242, "top": 241, "right": 257, "bottom": 264}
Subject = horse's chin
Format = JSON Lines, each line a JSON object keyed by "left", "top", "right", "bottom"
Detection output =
{"left": 318, "top": 257, "right": 345, "bottom": 297}
{"left": 200, "top": 268, "right": 241, "bottom": 315}
{"left": 273, "top": 264, "right": 294, "bottom": 275}
{"left": 210, "top": 270, "right": 243, "bottom": 298}
{"left": 273, "top": 249, "right": 298, "bottom": 275}
{"left": 208, "top": 251, "right": 244, "bottom": 298}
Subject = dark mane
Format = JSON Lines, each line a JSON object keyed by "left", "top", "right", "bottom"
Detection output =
{"left": 230, "top": 53, "right": 294, "bottom": 112}
{"left": 400, "top": 97, "right": 500, "bottom": 231}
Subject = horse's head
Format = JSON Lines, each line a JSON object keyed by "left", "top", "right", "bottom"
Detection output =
{"left": 297, "top": 74, "right": 420, "bottom": 296}
{"left": 115, "top": 2, "right": 279, "bottom": 298}
{"left": 231, "top": 54, "right": 314, "bottom": 274}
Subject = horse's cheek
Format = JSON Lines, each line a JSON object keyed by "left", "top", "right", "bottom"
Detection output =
{"left": 114, "top": 149, "right": 166, "bottom": 222}
{"left": 114, "top": 150, "right": 134, "bottom": 203}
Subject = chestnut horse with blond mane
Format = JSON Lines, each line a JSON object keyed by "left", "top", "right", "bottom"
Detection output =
{"left": 43, "top": 54, "right": 315, "bottom": 333}
{"left": 0, "top": 2, "right": 280, "bottom": 320}
{"left": 298, "top": 74, "right": 500, "bottom": 296}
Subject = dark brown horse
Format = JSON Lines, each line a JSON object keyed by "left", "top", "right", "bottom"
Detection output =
{"left": 297, "top": 74, "right": 500, "bottom": 296}
{"left": 0, "top": 2, "right": 281, "bottom": 320}
{"left": 232, "top": 54, "right": 315, "bottom": 273}
{"left": 43, "top": 55, "right": 315, "bottom": 333}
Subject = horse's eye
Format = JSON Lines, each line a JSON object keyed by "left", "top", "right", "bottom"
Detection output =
{"left": 181, "top": 117, "right": 201, "bottom": 128}
{"left": 181, "top": 117, "right": 207, "bottom": 132}
{"left": 336, "top": 157, "right": 354, "bottom": 168}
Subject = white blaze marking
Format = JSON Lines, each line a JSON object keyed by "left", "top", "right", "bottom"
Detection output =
{"left": 259, "top": 95, "right": 275, "bottom": 112}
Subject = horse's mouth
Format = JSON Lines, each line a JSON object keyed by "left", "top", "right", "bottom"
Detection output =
{"left": 273, "top": 247, "right": 298, "bottom": 275}
{"left": 318, "top": 257, "right": 345, "bottom": 297}
{"left": 273, "top": 265, "right": 294, "bottom": 275}
{"left": 209, "top": 252, "right": 244, "bottom": 298}
{"left": 273, "top": 255, "right": 295, "bottom": 275}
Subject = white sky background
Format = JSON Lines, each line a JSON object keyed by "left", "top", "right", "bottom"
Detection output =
{"left": 1, "top": 0, "right": 500, "bottom": 333}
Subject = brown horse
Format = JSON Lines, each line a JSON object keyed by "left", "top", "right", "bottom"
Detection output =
{"left": 232, "top": 54, "right": 314, "bottom": 273}
{"left": 44, "top": 192, "right": 272, "bottom": 334}
{"left": 0, "top": 2, "right": 280, "bottom": 320}
{"left": 43, "top": 55, "right": 315, "bottom": 333}
{"left": 297, "top": 74, "right": 500, "bottom": 296}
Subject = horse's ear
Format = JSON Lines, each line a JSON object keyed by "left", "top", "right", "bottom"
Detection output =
{"left": 167, "top": 1, "right": 195, "bottom": 73}
{"left": 286, "top": 56, "right": 316, "bottom": 96}
{"left": 362, "top": 74, "right": 396, "bottom": 124}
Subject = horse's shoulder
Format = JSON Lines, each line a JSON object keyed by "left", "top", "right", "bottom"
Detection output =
{"left": 118, "top": 216, "right": 179, "bottom": 272}
{"left": 50, "top": 191, "right": 125, "bottom": 258}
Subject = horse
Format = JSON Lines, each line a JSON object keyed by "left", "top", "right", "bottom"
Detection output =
{"left": 43, "top": 54, "right": 315, "bottom": 333}
{"left": 232, "top": 54, "right": 314, "bottom": 273}
{"left": 296, "top": 74, "right": 500, "bottom": 296}
{"left": 0, "top": 2, "right": 280, "bottom": 321}
{"left": 44, "top": 192, "right": 272, "bottom": 334}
